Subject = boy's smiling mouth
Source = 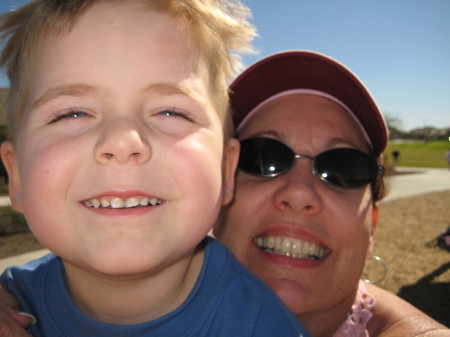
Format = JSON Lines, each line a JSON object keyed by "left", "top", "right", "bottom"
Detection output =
{"left": 84, "top": 196, "right": 163, "bottom": 209}
{"left": 255, "top": 235, "right": 329, "bottom": 260}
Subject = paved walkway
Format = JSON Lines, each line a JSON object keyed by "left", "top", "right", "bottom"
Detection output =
{"left": 382, "top": 167, "right": 450, "bottom": 202}
{"left": 0, "top": 196, "right": 11, "bottom": 207}
{"left": 1, "top": 167, "right": 449, "bottom": 272}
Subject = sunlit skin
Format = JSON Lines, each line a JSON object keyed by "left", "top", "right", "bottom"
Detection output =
{"left": 1, "top": 2, "right": 238, "bottom": 324}
{"left": 215, "top": 94, "right": 377, "bottom": 335}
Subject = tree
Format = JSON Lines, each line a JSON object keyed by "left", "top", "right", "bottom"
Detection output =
{"left": 383, "top": 112, "right": 406, "bottom": 139}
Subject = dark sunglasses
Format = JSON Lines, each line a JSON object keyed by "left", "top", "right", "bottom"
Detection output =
{"left": 238, "top": 137, "right": 384, "bottom": 189}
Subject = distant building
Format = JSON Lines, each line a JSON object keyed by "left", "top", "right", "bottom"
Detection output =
{"left": 409, "top": 126, "right": 450, "bottom": 141}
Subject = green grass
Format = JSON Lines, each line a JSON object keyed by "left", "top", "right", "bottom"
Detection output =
{"left": 385, "top": 140, "right": 450, "bottom": 168}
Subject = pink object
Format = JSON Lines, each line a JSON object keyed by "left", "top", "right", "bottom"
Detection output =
{"left": 333, "top": 280, "right": 376, "bottom": 337}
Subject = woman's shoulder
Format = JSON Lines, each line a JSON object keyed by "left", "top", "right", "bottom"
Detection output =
{"left": 366, "top": 284, "right": 450, "bottom": 336}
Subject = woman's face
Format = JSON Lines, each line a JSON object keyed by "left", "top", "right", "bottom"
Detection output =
{"left": 215, "top": 94, "right": 377, "bottom": 317}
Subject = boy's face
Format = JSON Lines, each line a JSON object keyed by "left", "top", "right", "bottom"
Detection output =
{"left": 1, "top": 2, "right": 238, "bottom": 276}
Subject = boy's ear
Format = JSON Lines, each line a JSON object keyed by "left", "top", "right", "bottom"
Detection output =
{"left": 1, "top": 141, "right": 24, "bottom": 212}
{"left": 221, "top": 138, "right": 239, "bottom": 205}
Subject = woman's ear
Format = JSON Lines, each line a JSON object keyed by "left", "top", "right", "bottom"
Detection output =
{"left": 221, "top": 138, "right": 239, "bottom": 205}
{"left": 1, "top": 141, "right": 24, "bottom": 213}
{"left": 367, "top": 207, "right": 379, "bottom": 257}
{"left": 372, "top": 207, "right": 379, "bottom": 227}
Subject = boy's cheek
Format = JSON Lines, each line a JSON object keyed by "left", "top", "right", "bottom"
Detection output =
{"left": 0, "top": 141, "right": 24, "bottom": 213}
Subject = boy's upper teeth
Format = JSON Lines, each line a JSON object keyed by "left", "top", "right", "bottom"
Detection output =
{"left": 84, "top": 197, "right": 161, "bottom": 209}
{"left": 255, "top": 235, "right": 329, "bottom": 260}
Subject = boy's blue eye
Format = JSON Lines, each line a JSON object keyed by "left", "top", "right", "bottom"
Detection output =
{"left": 51, "top": 110, "right": 88, "bottom": 123}
{"left": 160, "top": 110, "right": 178, "bottom": 116}
{"left": 158, "top": 109, "right": 193, "bottom": 122}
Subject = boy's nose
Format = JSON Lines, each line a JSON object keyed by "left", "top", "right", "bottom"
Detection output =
{"left": 94, "top": 120, "right": 151, "bottom": 165}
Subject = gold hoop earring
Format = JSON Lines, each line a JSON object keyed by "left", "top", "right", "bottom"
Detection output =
{"left": 362, "top": 256, "right": 387, "bottom": 284}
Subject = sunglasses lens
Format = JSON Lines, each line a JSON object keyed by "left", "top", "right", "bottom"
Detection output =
{"left": 239, "top": 138, "right": 294, "bottom": 177}
{"left": 314, "top": 148, "right": 379, "bottom": 188}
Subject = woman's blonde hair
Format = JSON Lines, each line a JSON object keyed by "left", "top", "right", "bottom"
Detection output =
{"left": 0, "top": 0, "right": 256, "bottom": 140}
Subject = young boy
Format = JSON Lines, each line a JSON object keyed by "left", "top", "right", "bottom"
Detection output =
{"left": 0, "top": 0, "right": 309, "bottom": 336}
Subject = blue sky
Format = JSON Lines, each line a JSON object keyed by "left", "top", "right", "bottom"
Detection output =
{"left": 0, "top": 0, "right": 449, "bottom": 131}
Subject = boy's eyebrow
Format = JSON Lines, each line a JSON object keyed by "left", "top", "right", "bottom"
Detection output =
{"left": 31, "top": 84, "right": 97, "bottom": 110}
{"left": 31, "top": 82, "right": 208, "bottom": 111}
{"left": 142, "top": 82, "right": 208, "bottom": 106}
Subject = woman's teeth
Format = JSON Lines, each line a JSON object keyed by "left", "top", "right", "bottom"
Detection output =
{"left": 84, "top": 197, "right": 161, "bottom": 209}
{"left": 255, "top": 235, "right": 328, "bottom": 260}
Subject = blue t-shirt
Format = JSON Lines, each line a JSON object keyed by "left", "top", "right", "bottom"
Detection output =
{"left": 1, "top": 237, "right": 310, "bottom": 337}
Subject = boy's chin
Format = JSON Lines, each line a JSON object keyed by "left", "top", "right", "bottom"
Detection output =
{"left": 62, "top": 245, "right": 192, "bottom": 278}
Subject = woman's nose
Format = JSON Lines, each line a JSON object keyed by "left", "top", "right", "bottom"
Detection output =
{"left": 94, "top": 119, "right": 151, "bottom": 165}
{"left": 272, "top": 161, "right": 323, "bottom": 215}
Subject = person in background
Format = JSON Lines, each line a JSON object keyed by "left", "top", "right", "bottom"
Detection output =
{"left": 391, "top": 148, "right": 400, "bottom": 166}
{"left": 0, "top": 1, "right": 309, "bottom": 336}
{"left": 215, "top": 50, "right": 450, "bottom": 336}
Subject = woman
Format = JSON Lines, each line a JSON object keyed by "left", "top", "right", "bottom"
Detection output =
{"left": 214, "top": 51, "right": 449, "bottom": 336}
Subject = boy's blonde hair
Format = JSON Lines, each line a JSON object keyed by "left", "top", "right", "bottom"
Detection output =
{"left": 0, "top": 0, "right": 256, "bottom": 140}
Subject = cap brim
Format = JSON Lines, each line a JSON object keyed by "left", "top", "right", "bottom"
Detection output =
{"left": 230, "top": 50, "right": 388, "bottom": 156}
